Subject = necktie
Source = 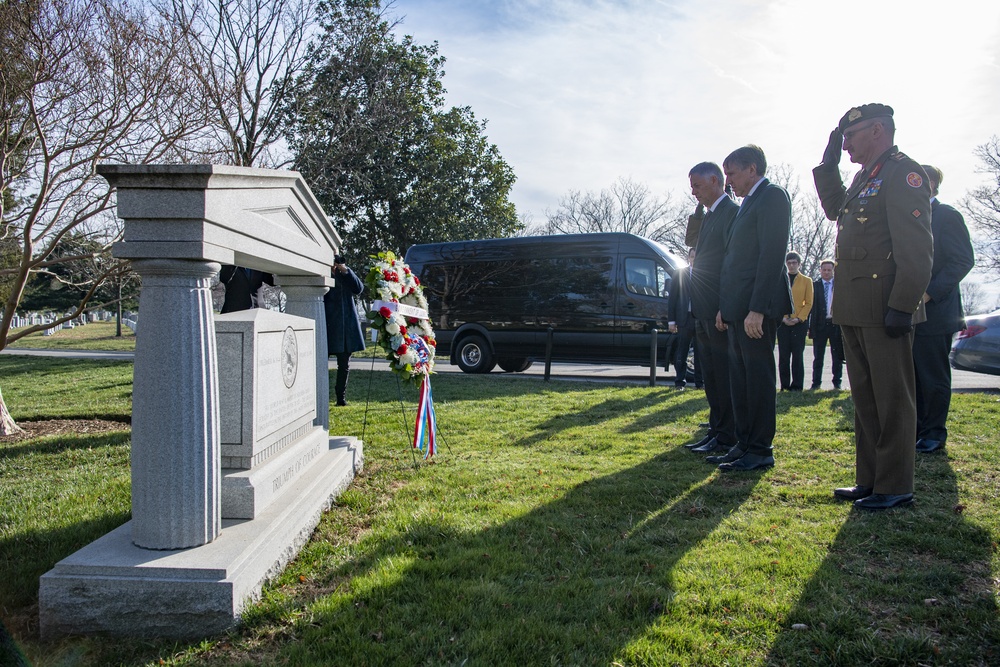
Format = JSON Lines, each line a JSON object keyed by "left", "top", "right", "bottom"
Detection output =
{"left": 825, "top": 281, "right": 832, "bottom": 318}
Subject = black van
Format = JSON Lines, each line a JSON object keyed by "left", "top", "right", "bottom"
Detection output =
{"left": 404, "top": 233, "right": 687, "bottom": 373}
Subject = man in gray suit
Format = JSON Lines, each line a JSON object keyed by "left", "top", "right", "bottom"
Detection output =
{"left": 685, "top": 162, "right": 739, "bottom": 455}
{"left": 715, "top": 145, "right": 792, "bottom": 471}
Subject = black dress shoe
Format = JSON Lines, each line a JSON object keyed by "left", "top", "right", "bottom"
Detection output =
{"left": 809, "top": 384, "right": 821, "bottom": 390}
{"left": 719, "top": 452, "right": 774, "bottom": 472}
{"left": 691, "top": 437, "right": 726, "bottom": 453}
{"left": 832, "top": 383, "right": 842, "bottom": 390}
{"left": 699, "top": 422, "right": 710, "bottom": 428}
{"left": 915, "top": 438, "right": 945, "bottom": 453}
{"left": 685, "top": 433, "right": 715, "bottom": 450}
{"left": 706, "top": 446, "right": 744, "bottom": 464}
{"left": 854, "top": 493, "right": 914, "bottom": 510}
{"left": 833, "top": 485, "right": 873, "bottom": 501}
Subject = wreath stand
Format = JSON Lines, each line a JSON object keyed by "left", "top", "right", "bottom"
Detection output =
{"left": 359, "top": 327, "right": 447, "bottom": 469}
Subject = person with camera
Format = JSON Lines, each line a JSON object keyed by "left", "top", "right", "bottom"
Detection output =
{"left": 323, "top": 254, "right": 366, "bottom": 406}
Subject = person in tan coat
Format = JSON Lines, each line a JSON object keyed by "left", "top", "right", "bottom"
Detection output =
{"left": 813, "top": 103, "right": 933, "bottom": 510}
{"left": 777, "top": 251, "right": 814, "bottom": 391}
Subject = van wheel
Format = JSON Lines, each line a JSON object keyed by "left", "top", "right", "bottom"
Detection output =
{"left": 456, "top": 335, "right": 496, "bottom": 373}
{"left": 498, "top": 357, "right": 533, "bottom": 373}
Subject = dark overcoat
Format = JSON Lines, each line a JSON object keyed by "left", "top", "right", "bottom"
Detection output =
{"left": 323, "top": 268, "right": 366, "bottom": 355}
{"left": 916, "top": 200, "right": 975, "bottom": 336}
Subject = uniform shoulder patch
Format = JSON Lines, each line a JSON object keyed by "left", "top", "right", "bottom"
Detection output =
{"left": 906, "top": 172, "right": 924, "bottom": 188}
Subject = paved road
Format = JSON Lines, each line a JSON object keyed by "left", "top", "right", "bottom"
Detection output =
{"left": 5, "top": 345, "right": 997, "bottom": 392}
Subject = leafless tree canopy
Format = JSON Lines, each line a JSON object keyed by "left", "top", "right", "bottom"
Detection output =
{"left": 1, "top": 0, "right": 204, "bottom": 349}
{"left": 768, "top": 164, "right": 836, "bottom": 278}
{"left": 960, "top": 136, "right": 1000, "bottom": 279}
{"left": 156, "top": 0, "right": 320, "bottom": 168}
{"left": 540, "top": 177, "right": 690, "bottom": 254}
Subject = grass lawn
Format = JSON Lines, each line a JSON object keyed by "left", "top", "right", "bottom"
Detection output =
{"left": 7, "top": 322, "right": 136, "bottom": 351}
{"left": 1, "top": 356, "right": 999, "bottom": 666}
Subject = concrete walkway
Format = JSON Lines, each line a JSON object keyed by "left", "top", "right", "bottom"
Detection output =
{"left": 4, "top": 346, "right": 997, "bottom": 392}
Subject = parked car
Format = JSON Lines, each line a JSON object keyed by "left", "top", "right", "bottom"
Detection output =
{"left": 950, "top": 310, "right": 1000, "bottom": 376}
{"left": 404, "top": 233, "right": 687, "bottom": 374}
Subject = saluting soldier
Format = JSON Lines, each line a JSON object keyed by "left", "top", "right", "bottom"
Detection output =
{"left": 813, "top": 103, "right": 933, "bottom": 511}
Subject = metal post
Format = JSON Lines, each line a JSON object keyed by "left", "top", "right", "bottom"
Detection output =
{"left": 649, "top": 328, "right": 658, "bottom": 387}
{"left": 544, "top": 327, "right": 554, "bottom": 382}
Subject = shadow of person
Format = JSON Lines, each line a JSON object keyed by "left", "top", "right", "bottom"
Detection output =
{"left": 766, "top": 449, "right": 999, "bottom": 664}
{"left": 265, "top": 452, "right": 767, "bottom": 664}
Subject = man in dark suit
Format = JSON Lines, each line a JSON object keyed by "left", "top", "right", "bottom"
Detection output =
{"left": 667, "top": 247, "right": 698, "bottom": 389}
{"left": 913, "top": 165, "right": 975, "bottom": 453}
{"left": 686, "top": 162, "right": 739, "bottom": 455}
{"left": 814, "top": 103, "right": 933, "bottom": 510}
{"left": 808, "top": 259, "right": 844, "bottom": 390}
{"left": 219, "top": 265, "right": 274, "bottom": 312}
{"left": 715, "top": 145, "right": 792, "bottom": 471}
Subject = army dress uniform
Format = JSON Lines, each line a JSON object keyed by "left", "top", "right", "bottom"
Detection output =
{"left": 814, "top": 145, "right": 933, "bottom": 496}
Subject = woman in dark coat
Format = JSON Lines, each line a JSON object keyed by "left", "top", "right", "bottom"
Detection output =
{"left": 323, "top": 256, "right": 366, "bottom": 406}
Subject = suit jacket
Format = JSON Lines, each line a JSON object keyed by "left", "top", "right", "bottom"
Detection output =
{"left": 916, "top": 200, "right": 975, "bottom": 336}
{"left": 785, "top": 272, "right": 814, "bottom": 321}
{"left": 667, "top": 264, "right": 695, "bottom": 328}
{"left": 219, "top": 265, "right": 274, "bottom": 313}
{"left": 690, "top": 196, "right": 739, "bottom": 321}
{"left": 719, "top": 179, "right": 793, "bottom": 322}
{"left": 809, "top": 279, "right": 836, "bottom": 332}
{"left": 814, "top": 146, "right": 933, "bottom": 327}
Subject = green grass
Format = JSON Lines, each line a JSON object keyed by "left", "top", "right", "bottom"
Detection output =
{"left": 1, "top": 357, "right": 999, "bottom": 666}
{"left": 7, "top": 322, "right": 136, "bottom": 351}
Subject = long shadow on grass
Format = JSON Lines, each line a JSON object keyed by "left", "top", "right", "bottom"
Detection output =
{"left": 271, "top": 453, "right": 767, "bottom": 665}
{"left": 0, "top": 429, "right": 130, "bottom": 461}
{"left": 767, "top": 451, "right": 999, "bottom": 665}
{"left": 513, "top": 389, "right": 707, "bottom": 448}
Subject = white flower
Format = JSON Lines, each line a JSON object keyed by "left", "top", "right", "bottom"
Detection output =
{"left": 400, "top": 350, "right": 418, "bottom": 365}
{"left": 385, "top": 322, "right": 400, "bottom": 335}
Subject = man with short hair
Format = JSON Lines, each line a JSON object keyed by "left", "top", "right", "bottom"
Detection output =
{"left": 777, "top": 251, "right": 813, "bottom": 391}
{"left": 685, "top": 162, "right": 739, "bottom": 455}
{"left": 814, "top": 103, "right": 933, "bottom": 510}
{"left": 808, "top": 259, "right": 844, "bottom": 390}
{"left": 714, "top": 145, "right": 792, "bottom": 471}
{"left": 913, "top": 165, "right": 975, "bottom": 453}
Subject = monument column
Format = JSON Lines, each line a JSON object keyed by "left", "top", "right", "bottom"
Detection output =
{"left": 130, "top": 258, "right": 222, "bottom": 549}
{"left": 277, "top": 276, "right": 333, "bottom": 430}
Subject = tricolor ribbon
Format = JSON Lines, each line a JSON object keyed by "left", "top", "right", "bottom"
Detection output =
{"left": 413, "top": 374, "right": 437, "bottom": 459}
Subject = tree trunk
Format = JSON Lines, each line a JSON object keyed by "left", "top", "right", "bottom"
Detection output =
{"left": 0, "top": 386, "right": 24, "bottom": 436}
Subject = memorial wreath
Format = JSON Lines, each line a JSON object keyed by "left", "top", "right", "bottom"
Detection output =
{"left": 364, "top": 251, "right": 438, "bottom": 457}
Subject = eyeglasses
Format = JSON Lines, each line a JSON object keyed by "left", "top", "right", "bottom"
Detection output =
{"left": 843, "top": 122, "right": 875, "bottom": 141}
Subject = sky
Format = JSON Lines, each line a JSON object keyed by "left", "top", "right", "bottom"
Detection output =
{"left": 387, "top": 0, "right": 1000, "bottom": 296}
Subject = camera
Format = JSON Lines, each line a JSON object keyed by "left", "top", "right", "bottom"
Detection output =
{"left": 334, "top": 254, "right": 346, "bottom": 265}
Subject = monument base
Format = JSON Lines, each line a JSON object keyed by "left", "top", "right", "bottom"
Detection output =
{"left": 39, "top": 436, "right": 362, "bottom": 639}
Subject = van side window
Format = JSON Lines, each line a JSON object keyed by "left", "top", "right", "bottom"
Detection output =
{"left": 625, "top": 257, "right": 668, "bottom": 298}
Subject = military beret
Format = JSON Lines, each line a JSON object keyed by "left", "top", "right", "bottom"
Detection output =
{"left": 838, "top": 103, "right": 894, "bottom": 132}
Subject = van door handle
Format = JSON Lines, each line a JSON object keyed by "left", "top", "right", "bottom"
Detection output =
{"left": 625, "top": 302, "right": 636, "bottom": 308}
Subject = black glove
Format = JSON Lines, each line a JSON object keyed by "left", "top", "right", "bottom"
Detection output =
{"left": 884, "top": 308, "right": 913, "bottom": 338}
{"left": 822, "top": 128, "right": 843, "bottom": 167}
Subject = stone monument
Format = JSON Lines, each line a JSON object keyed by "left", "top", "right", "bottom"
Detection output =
{"left": 39, "top": 165, "right": 363, "bottom": 638}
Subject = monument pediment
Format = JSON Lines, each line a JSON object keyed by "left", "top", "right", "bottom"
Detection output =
{"left": 100, "top": 164, "right": 341, "bottom": 277}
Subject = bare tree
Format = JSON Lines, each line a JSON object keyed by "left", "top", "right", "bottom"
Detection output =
{"left": 768, "top": 164, "right": 836, "bottom": 278}
{"left": 960, "top": 281, "right": 988, "bottom": 316}
{"left": 542, "top": 177, "right": 690, "bottom": 253}
{"left": 156, "top": 0, "right": 320, "bottom": 168}
{"left": 0, "top": 0, "right": 204, "bottom": 434}
{"left": 960, "top": 136, "right": 1000, "bottom": 279}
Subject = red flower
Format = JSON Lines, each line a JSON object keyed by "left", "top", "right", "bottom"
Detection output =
{"left": 379, "top": 306, "right": 392, "bottom": 318}
{"left": 425, "top": 336, "right": 437, "bottom": 347}
{"left": 414, "top": 276, "right": 421, "bottom": 285}
{"left": 399, "top": 326, "right": 407, "bottom": 336}
{"left": 404, "top": 267, "right": 411, "bottom": 275}
{"left": 396, "top": 344, "right": 409, "bottom": 355}
{"left": 407, "top": 317, "right": 418, "bottom": 324}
